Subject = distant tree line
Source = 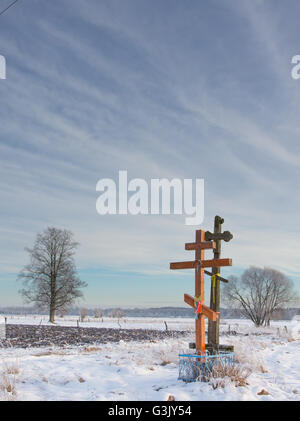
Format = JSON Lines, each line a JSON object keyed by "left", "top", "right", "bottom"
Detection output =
{"left": 1, "top": 305, "right": 299, "bottom": 320}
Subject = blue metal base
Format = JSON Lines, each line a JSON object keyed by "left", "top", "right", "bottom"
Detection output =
{"left": 178, "top": 350, "right": 235, "bottom": 382}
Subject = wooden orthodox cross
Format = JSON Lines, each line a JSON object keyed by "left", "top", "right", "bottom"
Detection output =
{"left": 170, "top": 229, "right": 232, "bottom": 355}
{"left": 205, "top": 216, "right": 233, "bottom": 348}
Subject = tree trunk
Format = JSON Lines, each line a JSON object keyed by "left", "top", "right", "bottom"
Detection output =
{"left": 207, "top": 216, "right": 222, "bottom": 346}
{"left": 49, "top": 274, "right": 56, "bottom": 323}
{"left": 49, "top": 306, "right": 55, "bottom": 323}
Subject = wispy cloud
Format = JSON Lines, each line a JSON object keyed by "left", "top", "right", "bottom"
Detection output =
{"left": 0, "top": 0, "right": 300, "bottom": 305}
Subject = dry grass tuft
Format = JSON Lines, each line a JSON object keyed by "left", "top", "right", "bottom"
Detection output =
{"left": 259, "top": 365, "right": 268, "bottom": 373}
{"left": 82, "top": 346, "right": 102, "bottom": 353}
{"left": 157, "top": 349, "right": 177, "bottom": 365}
{"left": 0, "top": 359, "right": 20, "bottom": 400}
{"left": 234, "top": 338, "right": 267, "bottom": 373}
{"left": 5, "top": 365, "right": 19, "bottom": 375}
{"left": 0, "top": 373, "right": 17, "bottom": 399}
{"left": 32, "top": 350, "right": 67, "bottom": 357}
{"left": 160, "top": 360, "right": 171, "bottom": 366}
{"left": 257, "top": 388, "right": 269, "bottom": 395}
{"left": 209, "top": 363, "right": 251, "bottom": 389}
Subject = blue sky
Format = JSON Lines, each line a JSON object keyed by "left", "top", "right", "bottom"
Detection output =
{"left": 0, "top": 0, "right": 300, "bottom": 307}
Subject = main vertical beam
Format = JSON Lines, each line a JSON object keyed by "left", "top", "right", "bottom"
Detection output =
{"left": 195, "top": 229, "right": 205, "bottom": 354}
{"left": 208, "top": 216, "right": 223, "bottom": 346}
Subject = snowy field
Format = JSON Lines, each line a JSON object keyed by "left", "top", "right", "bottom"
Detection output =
{"left": 0, "top": 316, "right": 299, "bottom": 401}
{"left": 3, "top": 314, "right": 196, "bottom": 331}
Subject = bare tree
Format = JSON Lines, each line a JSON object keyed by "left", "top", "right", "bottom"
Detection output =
{"left": 79, "top": 307, "right": 89, "bottom": 322}
{"left": 223, "top": 266, "right": 298, "bottom": 327}
{"left": 109, "top": 308, "right": 125, "bottom": 319}
{"left": 58, "top": 308, "right": 68, "bottom": 318}
{"left": 18, "top": 227, "right": 87, "bottom": 323}
{"left": 93, "top": 308, "right": 104, "bottom": 319}
{"left": 108, "top": 308, "right": 125, "bottom": 328}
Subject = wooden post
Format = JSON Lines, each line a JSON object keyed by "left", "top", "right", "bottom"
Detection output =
{"left": 195, "top": 230, "right": 205, "bottom": 354}
{"left": 208, "top": 216, "right": 223, "bottom": 347}
{"left": 170, "top": 227, "right": 232, "bottom": 356}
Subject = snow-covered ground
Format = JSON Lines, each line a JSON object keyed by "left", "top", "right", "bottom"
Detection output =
{"left": 0, "top": 316, "right": 299, "bottom": 401}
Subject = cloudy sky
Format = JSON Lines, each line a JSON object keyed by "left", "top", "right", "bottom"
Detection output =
{"left": 0, "top": 0, "right": 300, "bottom": 307}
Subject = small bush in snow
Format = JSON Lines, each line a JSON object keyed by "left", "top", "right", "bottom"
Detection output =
{"left": 0, "top": 373, "right": 17, "bottom": 399}
{"left": 209, "top": 363, "right": 251, "bottom": 389}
